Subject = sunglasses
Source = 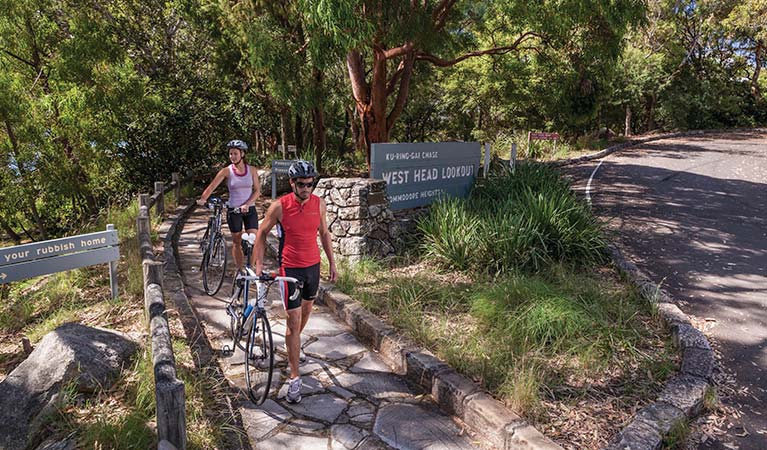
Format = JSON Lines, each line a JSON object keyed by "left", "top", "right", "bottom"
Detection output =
{"left": 294, "top": 181, "right": 314, "bottom": 189}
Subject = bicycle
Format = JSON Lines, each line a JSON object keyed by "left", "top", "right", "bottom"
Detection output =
{"left": 224, "top": 232, "right": 301, "bottom": 404}
{"left": 200, "top": 196, "right": 227, "bottom": 295}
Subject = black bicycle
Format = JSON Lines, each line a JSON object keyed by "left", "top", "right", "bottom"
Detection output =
{"left": 200, "top": 196, "right": 227, "bottom": 295}
{"left": 224, "top": 232, "right": 300, "bottom": 404}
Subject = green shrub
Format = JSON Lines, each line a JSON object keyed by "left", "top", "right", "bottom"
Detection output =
{"left": 419, "top": 162, "right": 605, "bottom": 274}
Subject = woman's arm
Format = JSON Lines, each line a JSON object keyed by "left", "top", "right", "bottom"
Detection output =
{"left": 197, "top": 167, "right": 228, "bottom": 205}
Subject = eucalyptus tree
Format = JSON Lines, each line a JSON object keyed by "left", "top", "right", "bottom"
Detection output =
{"left": 617, "top": 0, "right": 766, "bottom": 130}
{"left": 204, "top": 0, "right": 344, "bottom": 172}
{"left": 298, "top": 0, "right": 645, "bottom": 169}
{"left": 0, "top": 0, "right": 149, "bottom": 237}
{"left": 719, "top": 0, "right": 767, "bottom": 99}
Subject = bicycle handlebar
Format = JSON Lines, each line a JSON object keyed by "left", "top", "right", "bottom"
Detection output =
{"left": 206, "top": 196, "right": 225, "bottom": 210}
{"left": 237, "top": 272, "right": 299, "bottom": 284}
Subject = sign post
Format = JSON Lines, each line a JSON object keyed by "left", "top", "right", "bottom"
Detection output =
{"left": 271, "top": 159, "right": 294, "bottom": 199}
{"left": 0, "top": 226, "right": 120, "bottom": 299}
{"left": 483, "top": 143, "right": 491, "bottom": 178}
{"left": 107, "top": 224, "right": 119, "bottom": 299}
{"left": 510, "top": 143, "right": 517, "bottom": 173}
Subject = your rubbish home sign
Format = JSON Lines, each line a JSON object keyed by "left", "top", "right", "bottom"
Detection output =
{"left": 371, "top": 142, "right": 480, "bottom": 210}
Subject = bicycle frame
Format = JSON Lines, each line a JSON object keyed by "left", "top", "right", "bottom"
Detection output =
{"left": 203, "top": 198, "right": 224, "bottom": 253}
{"left": 226, "top": 233, "right": 300, "bottom": 350}
{"left": 224, "top": 233, "right": 299, "bottom": 404}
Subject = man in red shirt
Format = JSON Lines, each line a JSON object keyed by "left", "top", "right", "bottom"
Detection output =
{"left": 255, "top": 160, "right": 338, "bottom": 404}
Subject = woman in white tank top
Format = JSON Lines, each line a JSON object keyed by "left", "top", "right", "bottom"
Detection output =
{"left": 197, "top": 139, "right": 261, "bottom": 271}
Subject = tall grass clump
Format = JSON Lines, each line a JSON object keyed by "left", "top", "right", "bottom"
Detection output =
{"left": 419, "top": 162, "right": 606, "bottom": 274}
{"left": 416, "top": 197, "right": 481, "bottom": 270}
{"left": 335, "top": 256, "right": 383, "bottom": 292}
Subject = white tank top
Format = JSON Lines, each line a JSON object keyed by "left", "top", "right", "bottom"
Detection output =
{"left": 227, "top": 164, "right": 253, "bottom": 207}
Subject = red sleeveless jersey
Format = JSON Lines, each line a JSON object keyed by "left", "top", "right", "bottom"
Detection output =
{"left": 277, "top": 193, "right": 321, "bottom": 268}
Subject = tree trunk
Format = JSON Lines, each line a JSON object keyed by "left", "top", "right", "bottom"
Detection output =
{"left": 625, "top": 104, "right": 632, "bottom": 137}
{"left": 254, "top": 130, "right": 261, "bottom": 155}
{"left": 646, "top": 94, "right": 656, "bottom": 133}
{"left": 279, "top": 107, "right": 289, "bottom": 159}
{"left": 312, "top": 106, "right": 326, "bottom": 174}
{"left": 752, "top": 43, "right": 763, "bottom": 99}
{"left": 295, "top": 113, "right": 304, "bottom": 152}
{"left": 349, "top": 105, "right": 363, "bottom": 154}
{"left": 347, "top": 45, "right": 415, "bottom": 172}
{"left": 0, "top": 217, "right": 22, "bottom": 245}
{"left": 340, "top": 108, "right": 350, "bottom": 154}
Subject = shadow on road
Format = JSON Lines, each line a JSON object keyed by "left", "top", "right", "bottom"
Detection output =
{"left": 561, "top": 133, "right": 767, "bottom": 449}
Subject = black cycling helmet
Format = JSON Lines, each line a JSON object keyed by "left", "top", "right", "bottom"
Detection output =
{"left": 288, "top": 160, "right": 318, "bottom": 179}
{"left": 226, "top": 139, "right": 248, "bottom": 151}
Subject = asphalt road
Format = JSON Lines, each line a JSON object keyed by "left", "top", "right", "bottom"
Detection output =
{"left": 561, "top": 131, "right": 767, "bottom": 450}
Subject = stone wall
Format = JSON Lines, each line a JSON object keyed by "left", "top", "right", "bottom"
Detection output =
{"left": 314, "top": 178, "right": 404, "bottom": 261}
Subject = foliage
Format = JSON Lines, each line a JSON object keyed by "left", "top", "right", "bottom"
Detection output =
{"left": 1, "top": 0, "right": 765, "bottom": 242}
{"left": 418, "top": 162, "right": 606, "bottom": 274}
{"left": 343, "top": 261, "right": 675, "bottom": 420}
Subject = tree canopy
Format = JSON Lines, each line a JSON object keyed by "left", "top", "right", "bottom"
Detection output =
{"left": 1, "top": 0, "right": 764, "bottom": 239}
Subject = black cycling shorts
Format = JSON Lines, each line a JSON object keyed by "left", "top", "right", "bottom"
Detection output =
{"left": 226, "top": 206, "right": 258, "bottom": 233}
{"left": 280, "top": 263, "right": 320, "bottom": 310}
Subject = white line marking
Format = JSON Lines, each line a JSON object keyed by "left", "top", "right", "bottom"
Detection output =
{"left": 585, "top": 156, "right": 608, "bottom": 205}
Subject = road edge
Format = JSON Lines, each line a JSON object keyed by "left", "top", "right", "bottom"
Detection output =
{"left": 551, "top": 127, "right": 767, "bottom": 168}
{"left": 600, "top": 244, "right": 714, "bottom": 449}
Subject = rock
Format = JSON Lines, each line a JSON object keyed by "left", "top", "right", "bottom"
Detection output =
{"left": 283, "top": 394, "right": 348, "bottom": 423}
{"left": 0, "top": 323, "right": 138, "bottom": 450}
{"left": 374, "top": 403, "right": 477, "bottom": 450}
{"left": 331, "top": 424, "right": 369, "bottom": 450}
{"left": 258, "top": 433, "right": 329, "bottom": 450}
{"left": 34, "top": 438, "right": 76, "bottom": 450}
{"left": 658, "top": 375, "right": 709, "bottom": 417}
{"left": 335, "top": 372, "right": 414, "bottom": 400}
{"left": 240, "top": 399, "right": 292, "bottom": 441}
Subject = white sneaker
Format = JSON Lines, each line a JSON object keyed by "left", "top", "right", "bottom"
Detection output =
{"left": 286, "top": 376, "right": 302, "bottom": 403}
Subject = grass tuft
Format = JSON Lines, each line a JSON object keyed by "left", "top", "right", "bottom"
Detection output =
{"left": 419, "top": 162, "right": 606, "bottom": 275}
{"left": 663, "top": 419, "right": 691, "bottom": 450}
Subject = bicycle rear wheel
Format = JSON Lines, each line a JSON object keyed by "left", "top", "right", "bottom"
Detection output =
{"left": 202, "top": 234, "right": 227, "bottom": 295}
{"left": 245, "top": 313, "right": 274, "bottom": 405}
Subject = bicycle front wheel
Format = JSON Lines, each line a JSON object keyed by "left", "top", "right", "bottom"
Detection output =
{"left": 202, "top": 234, "right": 227, "bottom": 295}
{"left": 245, "top": 313, "right": 274, "bottom": 405}
{"left": 228, "top": 284, "right": 245, "bottom": 351}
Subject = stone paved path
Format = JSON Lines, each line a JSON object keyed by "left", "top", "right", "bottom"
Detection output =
{"left": 175, "top": 206, "right": 487, "bottom": 450}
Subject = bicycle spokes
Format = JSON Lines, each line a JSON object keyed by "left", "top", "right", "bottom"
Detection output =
{"left": 245, "top": 314, "right": 274, "bottom": 404}
{"left": 202, "top": 235, "right": 227, "bottom": 295}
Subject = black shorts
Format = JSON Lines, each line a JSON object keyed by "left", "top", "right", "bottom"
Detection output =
{"left": 226, "top": 206, "right": 258, "bottom": 233}
{"left": 280, "top": 263, "right": 320, "bottom": 310}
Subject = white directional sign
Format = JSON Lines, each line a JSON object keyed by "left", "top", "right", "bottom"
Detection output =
{"left": 0, "top": 228, "right": 120, "bottom": 295}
